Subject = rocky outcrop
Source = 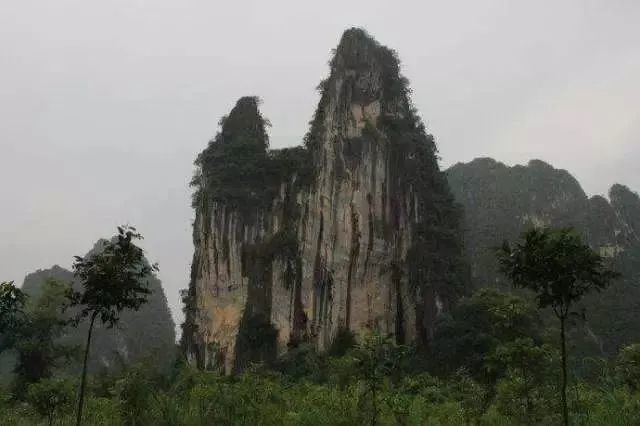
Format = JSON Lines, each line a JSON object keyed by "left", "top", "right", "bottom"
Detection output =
{"left": 446, "top": 158, "right": 640, "bottom": 356}
{"left": 183, "top": 29, "right": 466, "bottom": 372}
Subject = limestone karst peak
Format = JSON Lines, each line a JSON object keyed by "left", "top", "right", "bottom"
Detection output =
{"left": 332, "top": 27, "right": 391, "bottom": 68}
{"left": 610, "top": 183, "right": 640, "bottom": 237}
{"left": 317, "top": 27, "right": 411, "bottom": 120}
{"left": 446, "top": 157, "right": 640, "bottom": 357}
{"left": 190, "top": 96, "right": 274, "bottom": 211}
{"left": 610, "top": 183, "right": 639, "bottom": 202}
{"left": 218, "top": 96, "right": 269, "bottom": 150}
{"left": 184, "top": 28, "right": 466, "bottom": 373}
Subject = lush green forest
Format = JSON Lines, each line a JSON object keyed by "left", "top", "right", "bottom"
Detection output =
{"left": 1, "top": 291, "right": 640, "bottom": 425}
{"left": 3, "top": 332, "right": 640, "bottom": 425}
{"left": 2, "top": 226, "right": 640, "bottom": 425}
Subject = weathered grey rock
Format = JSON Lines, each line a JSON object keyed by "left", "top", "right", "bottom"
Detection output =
{"left": 184, "top": 29, "right": 465, "bottom": 372}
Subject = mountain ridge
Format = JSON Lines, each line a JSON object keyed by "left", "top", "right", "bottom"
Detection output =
{"left": 446, "top": 157, "right": 640, "bottom": 356}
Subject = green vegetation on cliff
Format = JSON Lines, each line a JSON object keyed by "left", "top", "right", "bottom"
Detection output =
{"left": 310, "top": 28, "right": 468, "bottom": 347}
{"left": 185, "top": 96, "right": 312, "bottom": 369}
{"left": 446, "top": 158, "right": 640, "bottom": 360}
{"left": 190, "top": 96, "right": 312, "bottom": 214}
{"left": 184, "top": 29, "right": 469, "bottom": 368}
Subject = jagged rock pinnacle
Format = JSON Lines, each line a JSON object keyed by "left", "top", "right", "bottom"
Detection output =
{"left": 326, "top": 28, "right": 410, "bottom": 116}
{"left": 185, "top": 29, "right": 466, "bottom": 372}
{"left": 218, "top": 96, "right": 268, "bottom": 150}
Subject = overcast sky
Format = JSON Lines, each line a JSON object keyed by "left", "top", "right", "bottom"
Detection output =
{"left": 1, "top": 0, "right": 639, "bottom": 334}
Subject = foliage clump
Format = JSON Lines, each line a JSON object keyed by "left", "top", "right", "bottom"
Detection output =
{"left": 0, "top": 281, "right": 26, "bottom": 336}
{"left": 191, "top": 96, "right": 312, "bottom": 216}
{"left": 3, "top": 287, "right": 640, "bottom": 426}
{"left": 67, "top": 225, "right": 159, "bottom": 426}
{"left": 432, "top": 288, "right": 543, "bottom": 382}
{"left": 234, "top": 313, "right": 279, "bottom": 373}
{"left": 616, "top": 343, "right": 640, "bottom": 391}
{"left": 26, "top": 377, "right": 75, "bottom": 426}
{"left": 499, "top": 227, "right": 619, "bottom": 425}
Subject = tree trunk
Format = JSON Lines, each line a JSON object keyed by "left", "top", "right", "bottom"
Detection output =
{"left": 371, "top": 385, "right": 378, "bottom": 426}
{"left": 522, "top": 363, "right": 531, "bottom": 425}
{"left": 75, "top": 312, "right": 97, "bottom": 426}
{"left": 560, "top": 316, "right": 569, "bottom": 426}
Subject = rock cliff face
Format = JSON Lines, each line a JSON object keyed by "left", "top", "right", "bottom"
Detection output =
{"left": 183, "top": 29, "right": 466, "bottom": 372}
{"left": 446, "top": 158, "right": 640, "bottom": 356}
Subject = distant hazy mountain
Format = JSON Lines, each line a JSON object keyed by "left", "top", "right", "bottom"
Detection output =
{"left": 447, "top": 158, "right": 640, "bottom": 357}
{"left": 13, "top": 240, "right": 177, "bottom": 376}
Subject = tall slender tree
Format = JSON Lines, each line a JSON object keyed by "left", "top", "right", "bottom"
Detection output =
{"left": 67, "top": 226, "right": 157, "bottom": 426}
{"left": 498, "top": 227, "right": 619, "bottom": 426}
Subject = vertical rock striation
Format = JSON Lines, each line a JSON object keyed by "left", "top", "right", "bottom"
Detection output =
{"left": 183, "top": 28, "right": 466, "bottom": 372}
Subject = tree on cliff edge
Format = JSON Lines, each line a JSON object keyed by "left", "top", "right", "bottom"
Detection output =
{"left": 498, "top": 228, "right": 619, "bottom": 426}
{"left": 66, "top": 226, "right": 157, "bottom": 426}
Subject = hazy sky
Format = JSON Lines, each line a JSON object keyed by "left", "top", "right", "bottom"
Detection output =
{"left": 1, "top": 0, "right": 639, "bottom": 333}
